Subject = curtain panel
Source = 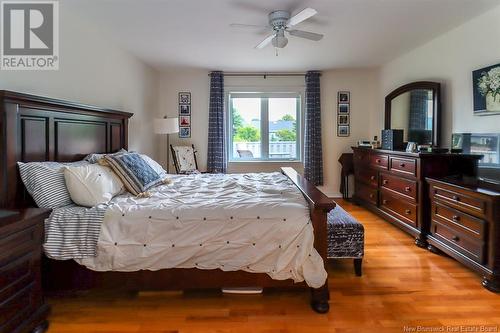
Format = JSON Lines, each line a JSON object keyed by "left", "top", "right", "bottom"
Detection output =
{"left": 304, "top": 71, "right": 323, "bottom": 185}
{"left": 207, "top": 71, "right": 226, "bottom": 173}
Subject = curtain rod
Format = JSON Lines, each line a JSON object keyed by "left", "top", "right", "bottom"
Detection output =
{"left": 208, "top": 72, "right": 321, "bottom": 77}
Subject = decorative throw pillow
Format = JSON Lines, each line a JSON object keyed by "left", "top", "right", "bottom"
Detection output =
{"left": 17, "top": 160, "right": 89, "bottom": 209}
{"left": 84, "top": 149, "right": 127, "bottom": 164}
{"left": 104, "top": 153, "right": 163, "bottom": 196}
{"left": 64, "top": 164, "right": 124, "bottom": 207}
{"left": 172, "top": 146, "right": 198, "bottom": 174}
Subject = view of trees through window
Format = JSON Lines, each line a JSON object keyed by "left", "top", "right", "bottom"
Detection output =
{"left": 230, "top": 95, "right": 300, "bottom": 160}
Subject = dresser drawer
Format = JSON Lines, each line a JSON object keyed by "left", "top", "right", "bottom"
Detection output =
{"left": 355, "top": 168, "right": 378, "bottom": 187}
{"left": 355, "top": 182, "right": 378, "bottom": 205}
{"left": 390, "top": 157, "right": 417, "bottom": 177}
{"left": 370, "top": 154, "right": 389, "bottom": 170}
{"left": 0, "top": 252, "right": 34, "bottom": 304}
{"left": 380, "top": 173, "right": 417, "bottom": 201}
{"left": 0, "top": 283, "right": 34, "bottom": 332}
{"left": 432, "top": 222, "right": 485, "bottom": 264}
{"left": 432, "top": 203, "right": 485, "bottom": 241}
{"left": 354, "top": 149, "right": 370, "bottom": 165}
{"left": 380, "top": 190, "right": 418, "bottom": 227}
{"left": 0, "top": 226, "right": 36, "bottom": 266}
{"left": 431, "top": 186, "right": 486, "bottom": 217}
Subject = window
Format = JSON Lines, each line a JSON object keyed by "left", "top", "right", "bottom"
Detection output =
{"left": 228, "top": 92, "right": 301, "bottom": 161}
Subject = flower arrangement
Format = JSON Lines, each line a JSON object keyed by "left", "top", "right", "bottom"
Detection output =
{"left": 477, "top": 66, "right": 500, "bottom": 101}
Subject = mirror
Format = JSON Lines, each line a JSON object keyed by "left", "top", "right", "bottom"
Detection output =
{"left": 385, "top": 82, "right": 441, "bottom": 147}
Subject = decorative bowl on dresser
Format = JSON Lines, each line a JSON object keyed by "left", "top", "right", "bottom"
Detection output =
{"left": 427, "top": 177, "right": 500, "bottom": 292}
{"left": 0, "top": 208, "right": 51, "bottom": 333}
{"left": 352, "top": 147, "right": 481, "bottom": 247}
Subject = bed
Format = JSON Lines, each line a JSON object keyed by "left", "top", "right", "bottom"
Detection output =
{"left": 0, "top": 90, "right": 336, "bottom": 313}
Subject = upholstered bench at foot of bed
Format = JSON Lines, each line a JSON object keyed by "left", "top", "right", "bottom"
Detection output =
{"left": 327, "top": 204, "right": 365, "bottom": 276}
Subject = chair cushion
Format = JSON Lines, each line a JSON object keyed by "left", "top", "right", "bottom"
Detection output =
{"left": 327, "top": 205, "right": 364, "bottom": 259}
{"left": 172, "top": 146, "right": 197, "bottom": 173}
{"left": 104, "top": 153, "right": 163, "bottom": 196}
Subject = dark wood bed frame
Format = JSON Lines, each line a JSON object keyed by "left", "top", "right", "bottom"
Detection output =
{"left": 0, "top": 90, "right": 336, "bottom": 314}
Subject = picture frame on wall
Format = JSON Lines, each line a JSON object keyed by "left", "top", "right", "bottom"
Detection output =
{"left": 179, "top": 104, "right": 191, "bottom": 115}
{"left": 179, "top": 92, "right": 191, "bottom": 105}
{"left": 338, "top": 114, "right": 350, "bottom": 125}
{"left": 338, "top": 125, "right": 350, "bottom": 137}
{"left": 179, "top": 116, "right": 191, "bottom": 127}
{"left": 179, "top": 127, "right": 191, "bottom": 138}
{"left": 338, "top": 103, "right": 350, "bottom": 114}
{"left": 473, "top": 63, "right": 500, "bottom": 115}
{"left": 338, "top": 91, "right": 350, "bottom": 103}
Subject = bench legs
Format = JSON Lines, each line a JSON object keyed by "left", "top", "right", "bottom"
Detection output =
{"left": 310, "top": 283, "right": 330, "bottom": 313}
{"left": 354, "top": 258, "right": 363, "bottom": 277}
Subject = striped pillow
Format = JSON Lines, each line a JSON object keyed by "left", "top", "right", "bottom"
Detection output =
{"left": 17, "top": 161, "right": 89, "bottom": 209}
{"left": 104, "top": 153, "right": 163, "bottom": 196}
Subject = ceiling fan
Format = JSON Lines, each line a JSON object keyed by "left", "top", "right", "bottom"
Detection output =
{"left": 230, "top": 8, "right": 324, "bottom": 49}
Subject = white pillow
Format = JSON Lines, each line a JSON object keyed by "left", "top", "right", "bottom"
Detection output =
{"left": 64, "top": 164, "right": 124, "bottom": 207}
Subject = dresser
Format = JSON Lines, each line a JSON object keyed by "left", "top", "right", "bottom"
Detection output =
{"left": 427, "top": 177, "right": 500, "bottom": 292}
{"left": 352, "top": 147, "right": 480, "bottom": 247}
{"left": 0, "top": 209, "right": 51, "bottom": 333}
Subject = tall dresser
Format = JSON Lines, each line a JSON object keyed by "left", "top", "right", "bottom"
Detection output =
{"left": 427, "top": 177, "right": 500, "bottom": 292}
{"left": 352, "top": 147, "right": 480, "bottom": 246}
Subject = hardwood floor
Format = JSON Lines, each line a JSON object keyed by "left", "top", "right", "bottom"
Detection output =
{"left": 46, "top": 199, "right": 500, "bottom": 333}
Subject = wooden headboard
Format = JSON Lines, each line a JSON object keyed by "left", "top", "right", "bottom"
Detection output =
{"left": 0, "top": 90, "right": 133, "bottom": 208}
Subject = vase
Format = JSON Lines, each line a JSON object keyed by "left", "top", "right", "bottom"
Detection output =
{"left": 486, "top": 92, "right": 500, "bottom": 112}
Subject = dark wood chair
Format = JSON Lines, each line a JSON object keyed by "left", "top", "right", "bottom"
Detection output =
{"left": 170, "top": 144, "right": 200, "bottom": 174}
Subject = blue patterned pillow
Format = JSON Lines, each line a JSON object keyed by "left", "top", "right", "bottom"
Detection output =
{"left": 104, "top": 153, "right": 163, "bottom": 196}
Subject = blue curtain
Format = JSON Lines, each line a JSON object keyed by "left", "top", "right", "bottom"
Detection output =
{"left": 207, "top": 71, "right": 226, "bottom": 173}
{"left": 304, "top": 71, "right": 323, "bottom": 185}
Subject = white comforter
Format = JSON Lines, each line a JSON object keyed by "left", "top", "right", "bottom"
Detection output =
{"left": 77, "top": 172, "right": 327, "bottom": 288}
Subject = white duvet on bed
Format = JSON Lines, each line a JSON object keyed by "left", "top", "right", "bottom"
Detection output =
{"left": 75, "top": 172, "right": 327, "bottom": 288}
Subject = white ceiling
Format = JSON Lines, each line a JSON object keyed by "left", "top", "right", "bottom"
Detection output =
{"left": 64, "top": 0, "right": 499, "bottom": 71}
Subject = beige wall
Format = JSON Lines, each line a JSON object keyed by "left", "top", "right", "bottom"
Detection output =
{"left": 0, "top": 4, "right": 159, "bottom": 157}
{"left": 158, "top": 68, "right": 379, "bottom": 197}
{"left": 379, "top": 4, "right": 500, "bottom": 147}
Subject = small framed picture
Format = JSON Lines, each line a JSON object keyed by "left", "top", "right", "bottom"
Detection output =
{"left": 179, "top": 116, "right": 191, "bottom": 127}
{"left": 179, "top": 104, "right": 191, "bottom": 115}
{"left": 338, "top": 103, "right": 350, "bottom": 114}
{"left": 338, "top": 114, "right": 350, "bottom": 125}
{"left": 338, "top": 91, "right": 350, "bottom": 103}
{"left": 179, "top": 127, "right": 191, "bottom": 138}
{"left": 179, "top": 92, "right": 191, "bottom": 105}
{"left": 338, "top": 125, "right": 350, "bottom": 137}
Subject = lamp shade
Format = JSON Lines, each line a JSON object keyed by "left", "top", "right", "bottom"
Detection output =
{"left": 154, "top": 117, "right": 179, "bottom": 134}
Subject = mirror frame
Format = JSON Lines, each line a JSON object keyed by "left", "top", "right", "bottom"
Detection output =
{"left": 385, "top": 81, "right": 441, "bottom": 147}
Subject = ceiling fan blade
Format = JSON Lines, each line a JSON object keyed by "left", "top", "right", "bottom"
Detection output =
{"left": 230, "top": 23, "right": 269, "bottom": 29}
{"left": 288, "top": 8, "right": 317, "bottom": 27}
{"left": 255, "top": 34, "right": 275, "bottom": 49}
{"left": 288, "top": 29, "right": 323, "bottom": 41}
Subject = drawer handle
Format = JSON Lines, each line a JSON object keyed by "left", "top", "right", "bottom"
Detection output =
{"left": 370, "top": 176, "right": 376, "bottom": 180}
{"left": 382, "top": 199, "right": 388, "bottom": 205}
{"left": 405, "top": 209, "right": 411, "bottom": 215}
{"left": 452, "top": 235, "right": 460, "bottom": 242}
{"left": 452, "top": 215, "right": 460, "bottom": 221}
{"left": 400, "top": 163, "right": 406, "bottom": 168}
{"left": 369, "top": 194, "right": 374, "bottom": 198}
{"left": 382, "top": 180, "right": 388, "bottom": 185}
{"left": 452, "top": 195, "right": 460, "bottom": 201}
{"left": 405, "top": 186, "right": 411, "bottom": 192}
{"left": 376, "top": 159, "right": 381, "bottom": 163}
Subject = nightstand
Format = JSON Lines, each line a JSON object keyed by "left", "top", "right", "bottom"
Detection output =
{"left": 0, "top": 208, "right": 51, "bottom": 333}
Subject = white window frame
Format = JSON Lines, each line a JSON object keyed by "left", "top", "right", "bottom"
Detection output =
{"left": 226, "top": 90, "right": 304, "bottom": 162}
